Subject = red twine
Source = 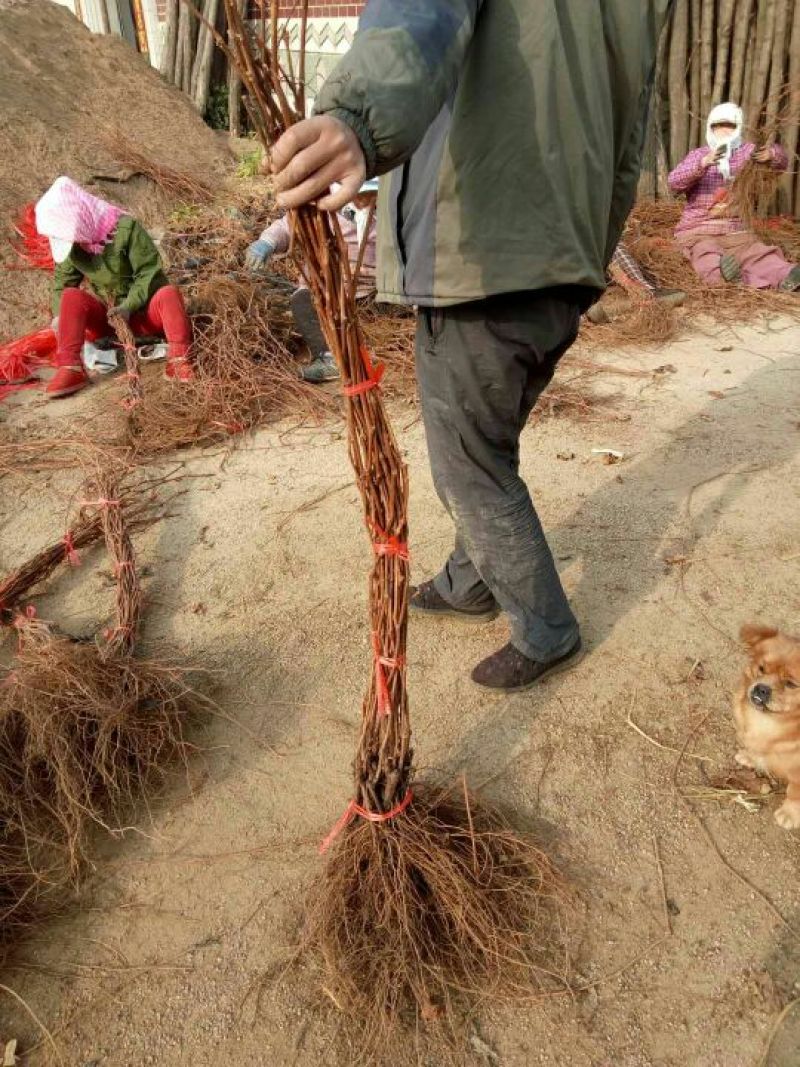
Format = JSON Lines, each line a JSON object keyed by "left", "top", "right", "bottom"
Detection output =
{"left": 368, "top": 520, "right": 409, "bottom": 562}
{"left": 372, "top": 631, "right": 405, "bottom": 718}
{"left": 319, "top": 788, "right": 414, "bottom": 854}
{"left": 342, "top": 346, "right": 385, "bottom": 397}
{"left": 62, "top": 531, "right": 80, "bottom": 567}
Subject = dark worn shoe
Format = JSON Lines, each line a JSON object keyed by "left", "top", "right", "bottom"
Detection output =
{"left": 779, "top": 265, "right": 800, "bottom": 292}
{"left": 471, "top": 639, "right": 584, "bottom": 693}
{"left": 409, "top": 580, "right": 499, "bottom": 623}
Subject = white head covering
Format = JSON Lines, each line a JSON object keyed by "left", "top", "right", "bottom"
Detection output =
{"left": 706, "top": 103, "right": 744, "bottom": 181}
{"left": 34, "top": 176, "right": 124, "bottom": 263}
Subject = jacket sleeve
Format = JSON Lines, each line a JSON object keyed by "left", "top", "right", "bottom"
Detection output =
{"left": 313, "top": 0, "right": 484, "bottom": 177}
{"left": 770, "top": 143, "right": 789, "bottom": 172}
{"left": 604, "top": 79, "right": 655, "bottom": 269}
{"left": 120, "top": 221, "right": 165, "bottom": 313}
{"left": 258, "top": 215, "right": 291, "bottom": 252}
{"left": 52, "top": 259, "right": 84, "bottom": 316}
{"left": 668, "top": 149, "right": 707, "bottom": 193}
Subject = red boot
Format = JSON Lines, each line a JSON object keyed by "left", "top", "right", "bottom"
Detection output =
{"left": 46, "top": 364, "right": 89, "bottom": 399}
{"left": 165, "top": 356, "right": 194, "bottom": 383}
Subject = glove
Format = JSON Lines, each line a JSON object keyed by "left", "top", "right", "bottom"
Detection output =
{"left": 245, "top": 239, "right": 274, "bottom": 271}
{"left": 108, "top": 305, "right": 131, "bottom": 323}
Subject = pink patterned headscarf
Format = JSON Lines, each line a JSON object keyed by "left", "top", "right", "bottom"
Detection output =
{"left": 34, "top": 176, "right": 125, "bottom": 263}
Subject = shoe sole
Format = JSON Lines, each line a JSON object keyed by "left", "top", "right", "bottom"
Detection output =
{"left": 46, "top": 383, "right": 88, "bottom": 398}
{"left": 409, "top": 603, "right": 501, "bottom": 624}
{"left": 472, "top": 645, "right": 586, "bottom": 694}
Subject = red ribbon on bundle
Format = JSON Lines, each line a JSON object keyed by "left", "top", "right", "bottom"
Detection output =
{"left": 342, "top": 346, "right": 385, "bottom": 397}
{"left": 368, "top": 520, "right": 409, "bottom": 562}
{"left": 63, "top": 531, "right": 81, "bottom": 567}
{"left": 371, "top": 632, "right": 405, "bottom": 718}
{"left": 319, "top": 788, "right": 414, "bottom": 854}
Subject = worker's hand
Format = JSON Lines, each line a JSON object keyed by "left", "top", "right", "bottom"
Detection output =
{"left": 245, "top": 239, "right": 274, "bottom": 271}
{"left": 272, "top": 115, "right": 366, "bottom": 212}
{"left": 702, "top": 145, "right": 727, "bottom": 168}
{"left": 108, "top": 305, "right": 131, "bottom": 323}
{"left": 753, "top": 145, "right": 773, "bottom": 164}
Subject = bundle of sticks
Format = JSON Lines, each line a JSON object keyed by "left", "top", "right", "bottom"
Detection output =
{"left": 221, "top": 2, "right": 568, "bottom": 1057}
{"left": 0, "top": 468, "right": 199, "bottom": 948}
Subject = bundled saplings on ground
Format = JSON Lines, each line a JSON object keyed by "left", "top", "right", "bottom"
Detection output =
{"left": 0, "top": 466, "right": 202, "bottom": 952}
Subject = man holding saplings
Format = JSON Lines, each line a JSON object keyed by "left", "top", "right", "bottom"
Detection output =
{"left": 271, "top": 0, "right": 674, "bottom": 693}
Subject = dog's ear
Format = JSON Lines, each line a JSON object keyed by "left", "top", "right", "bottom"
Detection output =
{"left": 740, "top": 623, "right": 779, "bottom": 650}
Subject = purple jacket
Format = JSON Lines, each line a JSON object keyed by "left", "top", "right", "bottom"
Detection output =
{"left": 668, "top": 143, "right": 788, "bottom": 237}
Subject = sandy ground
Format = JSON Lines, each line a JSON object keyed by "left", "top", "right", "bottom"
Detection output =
{"left": 1, "top": 316, "right": 799, "bottom": 1066}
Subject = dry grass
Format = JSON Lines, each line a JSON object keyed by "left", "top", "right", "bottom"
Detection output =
{"left": 581, "top": 199, "right": 800, "bottom": 349}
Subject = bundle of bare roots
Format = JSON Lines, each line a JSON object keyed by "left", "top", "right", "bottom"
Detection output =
{"left": 103, "top": 278, "right": 331, "bottom": 458}
{"left": 0, "top": 470, "right": 200, "bottom": 944}
{"left": 219, "top": 0, "right": 570, "bottom": 1056}
{"left": 726, "top": 157, "right": 784, "bottom": 230}
{"left": 99, "top": 130, "right": 215, "bottom": 205}
{"left": 305, "top": 784, "right": 569, "bottom": 1060}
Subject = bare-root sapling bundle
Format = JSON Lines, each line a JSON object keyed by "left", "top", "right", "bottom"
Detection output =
{"left": 222, "top": 2, "right": 569, "bottom": 1056}
{"left": 105, "top": 280, "right": 329, "bottom": 457}
{"left": 725, "top": 155, "right": 784, "bottom": 230}
{"left": 0, "top": 469, "right": 200, "bottom": 941}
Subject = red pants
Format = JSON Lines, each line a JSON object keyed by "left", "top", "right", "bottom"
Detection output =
{"left": 57, "top": 286, "right": 192, "bottom": 367}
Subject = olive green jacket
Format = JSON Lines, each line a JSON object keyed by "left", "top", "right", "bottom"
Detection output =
{"left": 315, "top": 0, "right": 674, "bottom": 306}
{"left": 52, "top": 216, "right": 168, "bottom": 316}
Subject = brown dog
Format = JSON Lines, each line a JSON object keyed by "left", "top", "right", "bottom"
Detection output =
{"left": 734, "top": 624, "right": 800, "bottom": 829}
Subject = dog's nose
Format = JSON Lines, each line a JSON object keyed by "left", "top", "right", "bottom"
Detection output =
{"left": 751, "top": 683, "right": 772, "bottom": 707}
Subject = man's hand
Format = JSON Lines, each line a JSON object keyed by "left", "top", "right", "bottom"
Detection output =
{"left": 752, "top": 146, "right": 773, "bottom": 164}
{"left": 702, "top": 145, "right": 727, "bottom": 168}
{"left": 272, "top": 115, "right": 366, "bottom": 211}
{"left": 108, "top": 305, "right": 131, "bottom": 323}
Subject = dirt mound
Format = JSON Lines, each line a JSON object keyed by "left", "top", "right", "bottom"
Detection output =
{"left": 0, "top": 0, "right": 232, "bottom": 337}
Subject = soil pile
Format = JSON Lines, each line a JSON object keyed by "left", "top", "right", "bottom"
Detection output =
{"left": 0, "top": 0, "right": 232, "bottom": 336}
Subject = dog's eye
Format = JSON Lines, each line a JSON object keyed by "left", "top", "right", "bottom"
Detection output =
{"left": 787, "top": 680, "right": 799, "bottom": 690}
{"left": 758, "top": 663, "right": 767, "bottom": 674}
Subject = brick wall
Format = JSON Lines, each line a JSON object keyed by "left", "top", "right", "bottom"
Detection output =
{"left": 155, "top": 1, "right": 364, "bottom": 24}
{"left": 276, "top": 2, "right": 363, "bottom": 13}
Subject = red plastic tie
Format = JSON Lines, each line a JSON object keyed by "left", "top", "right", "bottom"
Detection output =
{"left": 372, "top": 631, "right": 406, "bottom": 718}
{"left": 368, "top": 520, "right": 409, "bottom": 562}
{"left": 62, "top": 531, "right": 80, "bottom": 567}
{"left": 342, "top": 346, "right": 385, "bottom": 397}
{"left": 319, "top": 788, "right": 414, "bottom": 854}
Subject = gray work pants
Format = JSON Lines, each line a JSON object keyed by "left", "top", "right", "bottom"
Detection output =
{"left": 415, "top": 290, "right": 582, "bottom": 662}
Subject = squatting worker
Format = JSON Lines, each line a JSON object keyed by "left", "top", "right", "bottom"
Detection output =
{"left": 35, "top": 176, "right": 194, "bottom": 399}
{"left": 271, "top": 0, "right": 674, "bottom": 693}
{"left": 245, "top": 178, "right": 379, "bottom": 384}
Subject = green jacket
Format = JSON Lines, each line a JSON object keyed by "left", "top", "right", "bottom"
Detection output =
{"left": 52, "top": 216, "right": 169, "bottom": 316}
{"left": 315, "top": 0, "right": 674, "bottom": 306}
